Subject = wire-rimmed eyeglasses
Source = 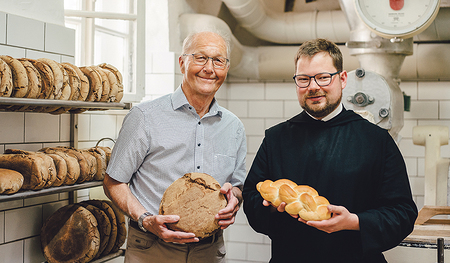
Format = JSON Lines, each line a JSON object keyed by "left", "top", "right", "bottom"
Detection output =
{"left": 182, "top": 53, "right": 229, "bottom": 69}
{"left": 293, "top": 71, "right": 341, "bottom": 88}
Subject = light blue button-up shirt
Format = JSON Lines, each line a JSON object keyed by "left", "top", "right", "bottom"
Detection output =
{"left": 106, "top": 86, "right": 247, "bottom": 214}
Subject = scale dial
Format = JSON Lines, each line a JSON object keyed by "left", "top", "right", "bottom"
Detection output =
{"left": 354, "top": 0, "right": 441, "bottom": 39}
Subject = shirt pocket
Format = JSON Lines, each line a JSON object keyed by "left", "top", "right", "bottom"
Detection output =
{"left": 213, "top": 154, "right": 236, "bottom": 178}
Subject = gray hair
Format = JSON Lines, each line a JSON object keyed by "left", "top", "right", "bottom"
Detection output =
{"left": 182, "top": 30, "right": 231, "bottom": 59}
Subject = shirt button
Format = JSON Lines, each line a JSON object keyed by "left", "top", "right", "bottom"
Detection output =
{"left": 197, "top": 166, "right": 200, "bottom": 169}
{"left": 198, "top": 121, "right": 201, "bottom": 125}
{"left": 197, "top": 143, "right": 201, "bottom": 146}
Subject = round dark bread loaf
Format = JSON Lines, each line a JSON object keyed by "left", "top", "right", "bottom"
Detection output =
{"left": 41, "top": 204, "right": 100, "bottom": 263}
{"left": 159, "top": 173, "right": 227, "bottom": 239}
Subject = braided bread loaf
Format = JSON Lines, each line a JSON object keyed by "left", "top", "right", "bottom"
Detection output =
{"left": 257, "top": 179, "right": 331, "bottom": 221}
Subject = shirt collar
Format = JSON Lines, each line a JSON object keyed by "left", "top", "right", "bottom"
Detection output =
{"left": 305, "top": 103, "right": 343, "bottom": 122}
{"left": 171, "top": 85, "right": 222, "bottom": 117}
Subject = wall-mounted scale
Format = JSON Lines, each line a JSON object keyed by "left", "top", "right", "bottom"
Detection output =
{"left": 354, "top": 0, "right": 441, "bottom": 40}
{"left": 341, "top": 0, "right": 442, "bottom": 140}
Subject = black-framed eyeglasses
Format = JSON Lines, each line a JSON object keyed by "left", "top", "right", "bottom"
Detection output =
{"left": 293, "top": 71, "right": 342, "bottom": 88}
{"left": 182, "top": 53, "right": 229, "bottom": 69}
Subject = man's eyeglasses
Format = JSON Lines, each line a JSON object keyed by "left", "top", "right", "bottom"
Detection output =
{"left": 293, "top": 71, "right": 341, "bottom": 88}
{"left": 182, "top": 53, "right": 229, "bottom": 69}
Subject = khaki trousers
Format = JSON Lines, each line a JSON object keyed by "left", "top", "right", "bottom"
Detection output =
{"left": 125, "top": 223, "right": 226, "bottom": 263}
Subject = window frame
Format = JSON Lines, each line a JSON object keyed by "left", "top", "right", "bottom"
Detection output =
{"left": 64, "top": 0, "right": 145, "bottom": 103}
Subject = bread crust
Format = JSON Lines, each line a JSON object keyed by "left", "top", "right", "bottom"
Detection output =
{"left": 41, "top": 204, "right": 100, "bottom": 263}
{"left": 39, "top": 147, "right": 80, "bottom": 185}
{"left": 257, "top": 179, "right": 331, "bottom": 221}
{"left": 0, "top": 153, "right": 47, "bottom": 190}
{"left": 159, "top": 173, "right": 227, "bottom": 239}
{"left": 0, "top": 57, "right": 13, "bottom": 97}
{"left": 0, "top": 168, "right": 24, "bottom": 194}
{"left": 80, "top": 66, "right": 103, "bottom": 102}
{"left": 0, "top": 55, "right": 28, "bottom": 98}
{"left": 98, "top": 63, "right": 123, "bottom": 102}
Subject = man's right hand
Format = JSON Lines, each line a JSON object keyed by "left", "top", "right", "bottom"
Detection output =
{"left": 143, "top": 214, "right": 199, "bottom": 243}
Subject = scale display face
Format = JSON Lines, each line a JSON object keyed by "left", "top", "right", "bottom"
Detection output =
{"left": 354, "top": 0, "right": 441, "bottom": 39}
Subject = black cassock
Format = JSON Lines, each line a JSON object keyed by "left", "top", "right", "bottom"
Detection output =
{"left": 243, "top": 108, "right": 417, "bottom": 263}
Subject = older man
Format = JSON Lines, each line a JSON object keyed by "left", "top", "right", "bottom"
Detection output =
{"left": 104, "top": 31, "right": 246, "bottom": 263}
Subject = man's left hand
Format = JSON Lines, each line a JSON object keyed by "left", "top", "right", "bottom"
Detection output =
{"left": 300, "top": 205, "right": 360, "bottom": 233}
{"left": 215, "top": 183, "right": 242, "bottom": 229}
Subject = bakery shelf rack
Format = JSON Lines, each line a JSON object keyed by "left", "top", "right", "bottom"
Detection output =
{"left": 0, "top": 97, "right": 129, "bottom": 109}
{"left": 0, "top": 181, "right": 103, "bottom": 202}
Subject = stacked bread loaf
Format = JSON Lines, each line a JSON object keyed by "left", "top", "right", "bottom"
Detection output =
{"left": 0, "top": 55, "right": 123, "bottom": 114}
{"left": 0, "top": 146, "right": 111, "bottom": 192}
{"left": 41, "top": 199, "right": 127, "bottom": 263}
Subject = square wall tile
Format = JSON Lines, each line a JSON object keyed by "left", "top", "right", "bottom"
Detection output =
{"left": 248, "top": 243, "right": 271, "bottom": 261}
{"left": 0, "top": 240, "right": 23, "bottom": 263}
{"left": 0, "top": 211, "right": 4, "bottom": 243}
{"left": 227, "top": 101, "right": 248, "bottom": 118}
{"left": 0, "top": 112, "right": 24, "bottom": 143}
{"left": 418, "top": 82, "right": 450, "bottom": 100}
{"left": 4, "top": 143, "right": 42, "bottom": 153}
{"left": 77, "top": 113, "right": 90, "bottom": 141}
{"left": 90, "top": 114, "right": 117, "bottom": 141}
{"left": 45, "top": 23, "right": 75, "bottom": 56}
{"left": 5, "top": 205, "right": 42, "bottom": 242}
{"left": 26, "top": 49, "right": 60, "bottom": 61}
{"left": 42, "top": 200, "right": 68, "bottom": 223}
{"left": 226, "top": 242, "right": 247, "bottom": 260}
{"left": 0, "top": 199, "right": 23, "bottom": 211}
{"left": 60, "top": 113, "right": 72, "bottom": 142}
{"left": 7, "top": 14, "right": 44, "bottom": 51}
{"left": 0, "top": 45, "right": 26, "bottom": 58}
{"left": 227, "top": 224, "right": 266, "bottom": 243}
{"left": 0, "top": 12, "right": 6, "bottom": 44}
{"left": 228, "top": 83, "right": 265, "bottom": 100}
{"left": 61, "top": 55, "right": 75, "bottom": 64}
{"left": 24, "top": 113, "right": 60, "bottom": 142}
{"left": 265, "top": 82, "right": 297, "bottom": 100}
{"left": 241, "top": 118, "right": 265, "bottom": 136}
{"left": 248, "top": 101, "right": 284, "bottom": 118}
{"left": 24, "top": 236, "right": 46, "bottom": 263}
{"left": 403, "top": 101, "right": 438, "bottom": 120}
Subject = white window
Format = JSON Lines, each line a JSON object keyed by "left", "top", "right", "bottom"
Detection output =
{"left": 64, "top": 0, "right": 145, "bottom": 103}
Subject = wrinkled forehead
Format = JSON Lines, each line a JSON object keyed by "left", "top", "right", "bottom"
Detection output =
{"left": 184, "top": 32, "right": 228, "bottom": 57}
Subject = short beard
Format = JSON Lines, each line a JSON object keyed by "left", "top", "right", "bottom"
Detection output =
{"left": 302, "top": 93, "right": 342, "bottom": 119}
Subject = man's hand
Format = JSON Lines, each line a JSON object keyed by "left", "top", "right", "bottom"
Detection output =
{"left": 143, "top": 214, "right": 199, "bottom": 243}
{"left": 262, "top": 200, "right": 360, "bottom": 234}
{"left": 215, "top": 183, "right": 242, "bottom": 229}
{"left": 301, "top": 205, "right": 360, "bottom": 233}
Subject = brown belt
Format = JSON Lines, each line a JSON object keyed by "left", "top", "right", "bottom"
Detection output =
{"left": 129, "top": 220, "right": 221, "bottom": 245}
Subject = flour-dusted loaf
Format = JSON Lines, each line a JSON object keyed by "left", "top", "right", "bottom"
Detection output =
{"left": 159, "top": 173, "right": 227, "bottom": 239}
{"left": 0, "top": 168, "right": 24, "bottom": 194}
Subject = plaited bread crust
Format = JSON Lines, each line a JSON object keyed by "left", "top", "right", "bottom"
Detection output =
{"left": 256, "top": 179, "right": 331, "bottom": 221}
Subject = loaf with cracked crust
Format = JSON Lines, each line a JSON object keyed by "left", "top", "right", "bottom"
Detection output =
{"left": 159, "top": 173, "right": 227, "bottom": 239}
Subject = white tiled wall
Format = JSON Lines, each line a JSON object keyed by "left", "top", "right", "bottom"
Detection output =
{"left": 0, "top": 11, "right": 127, "bottom": 263}
{"left": 1, "top": 7, "right": 449, "bottom": 263}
